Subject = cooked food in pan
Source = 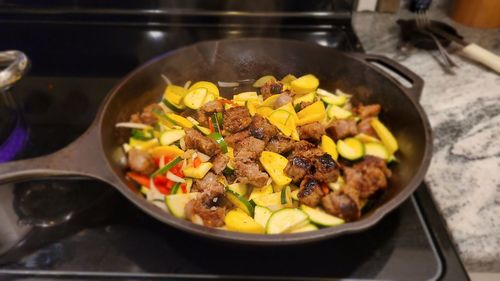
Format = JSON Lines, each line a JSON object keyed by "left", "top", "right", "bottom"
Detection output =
{"left": 116, "top": 74, "right": 399, "bottom": 234}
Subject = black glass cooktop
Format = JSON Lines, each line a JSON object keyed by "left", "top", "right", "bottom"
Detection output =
{"left": 0, "top": 4, "right": 468, "bottom": 280}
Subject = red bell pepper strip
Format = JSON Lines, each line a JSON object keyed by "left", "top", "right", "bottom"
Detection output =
{"left": 180, "top": 183, "right": 187, "bottom": 194}
{"left": 127, "top": 172, "right": 150, "bottom": 187}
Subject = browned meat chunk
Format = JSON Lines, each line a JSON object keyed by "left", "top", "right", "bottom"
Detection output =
{"left": 297, "top": 122, "right": 325, "bottom": 142}
{"left": 321, "top": 191, "right": 361, "bottom": 221}
{"left": 129, "top": 103, "right": 162, "bottom": 125}
{"left": 211, "top": 153, "right": 229, "bottom": 174}
{"left": 298, "top": 176, "right": 324, "bottom": 207}
{"left": 285, "top": 156, "right": 313, "bottom": 183}
{"left": 234, "top": 136, "right": 266, "bottom": 160}
{"left": 266, "top": 135, "right": 296, "bottom": 154}
{"left": 223, "top": 106, "right": 252, "bottom": 133}
{"left": 233, "top": 157, "right": 269, "bottom": 187}
{"left": 357, "top": 104, "right": 381, "bottom": 119}
{"left": 357, "top": 117, "right": 377, "bottom": 137}
{"left": 273, "top": 93, "right": 293, "bottom": 109}
{"left": 194, "top": 100, "right": 225, "bottom": 127}
{"left": 224, "top": 130, "right": 250, "bottom": 147}
{"left": 312, "top": 153, "right": 339, "bottom": 182}
{"left": 292, "top": 147, "right": 324, "bottom": 159}
{"left": 128, "top": 148, "right": 156, "bottom": 175}
{"left": 184, "top": 128, "right": 221, "bottom": 156}
{"left": 201, "top": 100, "right": 224, "bottom": 113}
{"left": 249, "top": 115, "right": 277, "bottom": 142}
{"left": 343, "top": 156, "right": 391, "bottom": 198}
{"left": 259, "top": 80, "right": 283, "bottom": 100}
{"left": 326, "top": 120, "right": 358, "bottom": 141}
{"left": 185, "top": 183, "right": 226, "bottom": 228}
{"left": 292, "top": 140, "right": 316, "bottom": 153}
{"left": 192, "top": 172, "right": 224, "bottom": 193}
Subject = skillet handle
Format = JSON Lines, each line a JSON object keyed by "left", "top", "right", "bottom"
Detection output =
{"left": 353, "top": 53, "right": 424, "bottom": 102}
{"left": 0, "top": 125, "right": 115, "bottom": 185}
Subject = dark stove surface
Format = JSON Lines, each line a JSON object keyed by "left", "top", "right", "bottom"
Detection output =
{"left": 0, "top": 9, "right": 468, "bottom": 281}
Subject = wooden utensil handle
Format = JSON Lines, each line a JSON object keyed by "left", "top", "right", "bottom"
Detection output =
{"left": 462, "top": 43, "right": 500, "bottom": 74}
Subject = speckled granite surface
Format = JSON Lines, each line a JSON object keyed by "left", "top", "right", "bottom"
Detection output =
{"left": 353, "top": 8, "right": 500, "bottom": 272}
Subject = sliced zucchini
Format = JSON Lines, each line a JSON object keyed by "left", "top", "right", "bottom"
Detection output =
{"left": 320, "top": 135, "right": 338, "bottom": 161}
{"left": 280, "top": 186, "right": 291, "bottom": 205}
{"left": 337, "top": 137, "right": 365, "bottom": 161}
{"left": 365, "top": 142, "right": 390, "bottom": 161}
{"left": 189, "top": 81, "right": 219, "bottom": 98}
{"left": 226, "top": 183, "right": 248, "bottom": 196}
{"left": 290, "top": 74, "right": 319, "bottom": 95}
{"left": 183, "top": 88, "right": 208, "bottom": 109}
{"left": 233, "top": 91, "right": 259, "bottom": 102}
{"left": 327, "top": 105, "right": 352, "bottom": 119}
{"left": 261, "top": 94, "right": 280, "bottom": 107}
{"left": 182, "top": 162, "right": 213, "bottom": 179}
{"left": 256, "top": 106, "right": 274, "bottom": 117}
{"left": 160, "top": 130, "right": 186, "bottom": 146}
{"left": 129, "top": 138, "right": 159, "bottom": 150}
{"left": 266, "top": 208, "right": 309, "bottom": 234}
{"left": 300, "top": 205, "right": 344, "bottom": 227}
{"left": 226, "top": 189, "right": 254, "bottom": 216}
{"left": 320, "top": 95, "right": 348, "bottom": 106}
{"left": 249, "top": 184, "right": 273, "bottom": 201}
{"left": 164, "top": 84, "right": 188, "bottom": 105}
{"left": 291, "top": 189, "right": 299, "bottom": 201}
{"left": 194, "top": 124, "right": 211, "bottom": 136}
{"left": 355, "top": 133, "right": 380, "bottom": 143}
{"left": 370, "top": 118, "right": 399, "bottom": 154}
{"left": 253, "top": 75, "right": 276, "bottom": 88}
{"left": 162, "top": 98, "right": 184, "bottom": 112}
{"left": 251, "top": 191, "right": 291, "bottom": 211}
{"left": 203, "top": 92, "right": 216, "bottom": 104}
{"left": 165, "top": 113, "right": 193, "bottom": 128}
{"left": 293, "top": 91, "right": 316, "bottom": 105}
{"left": 280, "top": 74, "right": 297, "bottom": 84}
{"left": 165, "top": 192, "right": 200, "bottom": 219}
{"left": 290, "top": 223, "right": 319, "bottom": 233}
{"left": 246, "top": 100, "right": 259, "bottom": 116}
{"left": 224, "top": 209, "right": 265, "bottom": 234}
{"left": 254, "top": 205, "right": 273, "bottom": 229}
{"left": 259, "top": 151, "right": 292, "bottom": 186}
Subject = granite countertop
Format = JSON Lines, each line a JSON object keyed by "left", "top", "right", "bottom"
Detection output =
{"left": 353, "top": 8, "right": 500, "bottom": 272}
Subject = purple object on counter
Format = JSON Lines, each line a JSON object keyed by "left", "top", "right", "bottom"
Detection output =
{"left": 0, "top": 118, "right": 28, "bottom": 163}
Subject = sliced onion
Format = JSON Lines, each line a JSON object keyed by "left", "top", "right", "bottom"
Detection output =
{"left": 184, "top": 80, "right": 192, "bottom": 89}
{"left": 122, "top": 143, "right": 131, "bottom": 153}
{"left": 197, "top": 151, "right": 211, "bottom": 162}
{"left": 167, "top": 171, "right": 185, "bottom": 183}
{"left": 265, "top": 177, "right": 273, "bottom": 186}
{"left": 218, "top": 81, "right": 239, "bottom": 87}
{"left": 161, "top": 74, "right": 172, "bottom": 85}
{"left": 179, "top": 137, "right": 186, "bottom": 150}
{"left": 115, "top": 122, "right": 152, "bottom": 130}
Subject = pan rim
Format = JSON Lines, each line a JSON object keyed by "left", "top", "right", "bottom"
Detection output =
{"left": 96, "top": 37, "right": 433, "bottom": 245}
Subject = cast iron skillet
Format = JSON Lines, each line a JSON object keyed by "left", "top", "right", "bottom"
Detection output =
{"left": 0, "top": 38, "right": 432, "bottom": 245}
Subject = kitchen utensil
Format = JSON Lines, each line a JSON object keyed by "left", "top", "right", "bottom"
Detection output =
{"left": 416, "top": 11, "right": 458, "bottom": 69}
{"left": 0, "top": 38, "right": 432, "bottom": 245}
{"left": 426, "top": 25, "right": 500, "bottom": 74}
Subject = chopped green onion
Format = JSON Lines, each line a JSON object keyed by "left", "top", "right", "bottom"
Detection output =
{"left": 131, "top": 129, "right": 153, "bottom": 140}
{"left": 170, "top": 182, "right": 181, "bottom": 194}
{"left": 151, "top": 156, "right": 182, "bottom": 178}
{"left": 208, "top": 132, "right": 228, "bottom": 153}
{"left": 216, "top": 112, "right": 223, "bottom": 126}
{"left": 211, "top": 114, "right": 221, "bottom": 134}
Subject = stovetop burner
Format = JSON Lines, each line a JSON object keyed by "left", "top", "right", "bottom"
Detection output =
{"left": 0, "top": 2, "right": 468, "bottom": 280}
